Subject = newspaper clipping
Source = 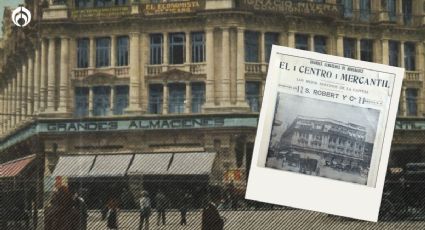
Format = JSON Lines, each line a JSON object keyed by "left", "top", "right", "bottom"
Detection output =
{"left": 246, "top": 46, "right": 404, "bottom": 222}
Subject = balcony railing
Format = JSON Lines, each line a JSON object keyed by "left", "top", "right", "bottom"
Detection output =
{"left": 405, "top": 71, "right": 423, "bottom": 82}
{"left": 72, "top": 66, "right": 130, "bottom": 79}
{"left": 245, "top": 63, "right": 263, "bottom": 74}
{"left": 146, "top": 63, "right": 206, "bottom": 76}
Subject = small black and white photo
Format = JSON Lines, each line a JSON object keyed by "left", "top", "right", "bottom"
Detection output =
{"left": 266, "top": 92, "right": 380, "bottom": 185}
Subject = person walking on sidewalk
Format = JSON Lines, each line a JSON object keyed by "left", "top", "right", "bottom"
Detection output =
{"left": 179, "top": 192, "right": 192, "bottom": 226}
{"left": 155, "top": 191, "right": 168, "bottom": 226}
{"left": 139, "top": 191, "right": 152, "bottom": 230}
{"left": 201, "top": 197, "right": 224, "bottom": 230}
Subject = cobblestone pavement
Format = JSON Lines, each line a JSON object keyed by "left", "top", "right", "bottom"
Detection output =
{"left": 84, "top": 209, "right": 425, "bottom": 230}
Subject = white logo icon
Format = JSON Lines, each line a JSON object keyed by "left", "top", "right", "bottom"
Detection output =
{"left": 12, "top": 6, "right": 31, "bottom": 27}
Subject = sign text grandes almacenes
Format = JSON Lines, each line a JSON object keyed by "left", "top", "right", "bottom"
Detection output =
{"left": 239, "top": 0, "right": 342, "bottom": 18}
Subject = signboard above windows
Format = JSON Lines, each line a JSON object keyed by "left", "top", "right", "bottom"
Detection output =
{"left": 142, "top": 0, "right": 204, "bottom": 16}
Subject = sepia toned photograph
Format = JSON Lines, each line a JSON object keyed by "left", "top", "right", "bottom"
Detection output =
{"left": 266, "top": 92, "right": 380, "bottom": 185}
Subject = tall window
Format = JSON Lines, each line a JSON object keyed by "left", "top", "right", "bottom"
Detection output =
{"left": 74, "top": 87, "right": 89, "bottom": 117}
{"left": 295, "top": 34, "right": 308, "bottom": 50}
{"left": 150, "top": 34, "right": 163, "bottom": 65}
{"left": 246, "top": 81, "right": 260, "bottom": 112}
{"left": 402, "top": 0, "right": 413, "bottom": 24}
{"left": 169, "top": 33, "right": 185, "bottom": 64}
{"left": 406, "top": 88, "right": 418, "bottom": 116}
{"left": 360, "top": 0, "right": 371, "bottom": 20}
{"left": 387, "top": 0, "right": 397, "bottom": 21}
{"left": 404, "top": 42, "right": 416, "bottom": 71}
{"left": 192, "top": 32, "right": 205, "bottom": 63}
{"left": 343, "top": 38, "right": 356, "bottom": 59}
{"left": 360, "top": 39, "right": 373, "bottom": 62}
{"left": 314, "top": 36, "right": 327, "bottom": 54}
{"left": 389, "top": 41, "right": 400, "bottom": 67}
{"left": 341, "top": 0, "right": 353, "bottom": 18}
{"left": 77, "top": 38, "right": 89, "bottom": 68}
{"left": 149, "top": 84, "right": 163, "bottom": 114}
{"left": 117, "top": 36, "right": 129, "bottom": 66}
{"left": 168, "top": 84, "right": 185, "bottom": 114}
{"left": 96, "top": 37, "right": 111, "bottom": 67}
{"left": 191, "top": 82, "right": 205, "bottom": 113}
{"left": 265, "top": 32, "right": 279, "bottom": 62}
{"left": 245, "top": 31, "right": 259, "bottom": 62}
{"left": 93, "top": 86, "right": 110, "bottom": 116}
{"left": 114, "top": 85, "right": 128, "bottom": 115}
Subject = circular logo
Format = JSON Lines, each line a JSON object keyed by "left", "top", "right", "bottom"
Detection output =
{"left": 12, "top": 6, "right": 31, "bottom": 27}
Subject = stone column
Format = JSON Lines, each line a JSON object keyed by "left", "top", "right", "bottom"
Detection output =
{"left": 46, "top": 38, "right": 56, "bottom": 112}
{"left": 287, "top": 31, "right": 295, "bottom": 48}
{"left": 12, "top": 77, "right": 16, "bottom": 126}
{"left": 89, "top": 37, "right": 95, "bottom": 68}
{"left": 126, "top": 32, "right": 141, "bottom": 114}
{"left": 185, "top": 82, "right": 191, "bottom": 114}
{"left": 58, "top": 37, "right": 70, "bottom": 113}
{"left": 185, "top": 31, "right": 191, "bottom": 64}
{"left": 89, "top": 87, "right": 93, "bottom": 116}
{"left": 221, "top": 27, "right": 231, "bottom": 106}
{"left": 110, "top": 86, "right": 115, "bottom": 115}
{"left": 6, "top": 83, "right": 10, "bottom": 129}
{"left": 236, "top": 27, "right": 249, "bottom": 109}
{"left": 16, "top": 71, "right": 22, "bottom": 122}
{"left": 34, "top": 48, "right": 40, "bottom": 113}
{"left": 0, "top": 89, "right": 3, "bottom": 133}
{"left": 163, "top": 33, "right": 168, "bottom": 65}
{"left": 40, "top": 39, "right": 47, "bottom": 111}
{"left": 140, "top": 32, "right": 149, "bottom": 112}
{"left": 382, "top": 39, "right": 389, "bottom": 65}
{"left": 396, "top": 0, "right": 403, "bottom": 25}
{"left": 416, "top": 42, "right": 424, "bottom": 71}
{"left": 27, "top": 56, "right": 34, "bottom": 116}
{"left": 22, "top": 63, "right": 28, "bottom": 117}
{"left": 279, "top": 32, "right": 287, "bottom": 46}
{"left": 8, "top": 81, "right": 13, "bottom": 129}
{"left": 259, "top": 31, "right": 265, "bottom": 62}
{"left": 309, "top": 34, "right": 315, "bottom": 52}
{"left": 162, "top": 83, "right": 168, "bottom": 114}
{"left": 400, "top": 86, "right": 407, "bottom": 116}
{"left": 204, "top": 27, "right": 215, "bottom": 107}
{"left": 400, "top": 41, "right": 405, "bottom": 68}
{"left": 336, "top": 35, "right": 344, "bottom": 56}
{"left": 111, "top": 35, "right": 116, "bottom": 67}
{"left": 356, "top": 38, "right": 361, "bottom": 60}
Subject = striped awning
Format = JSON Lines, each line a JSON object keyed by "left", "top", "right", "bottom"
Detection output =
{"left": 51, "top": 155, "right": 95, "bottom": 178}
{"left": 128, "top": 153, "right": 172, "bottom": 175}
{"left": 167, "top": 152, "right": 216, "bottom": 175}
{"left": 88, "top": 154, "right": 133, "bottom": 177}
{"left": 0, "top": 155, "right": 35, "bottom": 178}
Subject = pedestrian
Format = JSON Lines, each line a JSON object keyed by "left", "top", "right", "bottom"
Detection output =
{"left": 139, "top": 191, "right": 152, "bottom": 230}
{"left": 201, "top": 197, "right": 224, "bottom": 230}
{"left": 179, "top": 192, "right": 191, "bottom": 225}
{"left": 155, "top": 190, "right": 168, "bottom": 226}
{"left": 45, "top": 186, "right": 79, "bottom": 230}
{"left": 73, "top": 190, "right": 88, "bottom": 230}
{"left": 106, "top": 198, "right": 119, "bottom": 230}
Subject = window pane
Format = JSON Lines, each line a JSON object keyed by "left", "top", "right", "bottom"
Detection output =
{"left": 74, "top": 87, "right": 89, "bottom": 117}
{"left": 387, "top": 0, "right": 396, "bottom": 21}
{"left": 149, "top": 84, "right": 163, "bottom": 114}
{"left": 404, "top": 42, "right": 416, "bottom": 71}
{"left": 169, "top": 33, "right": 185, "bottom": 64}
{"left": 115, "top": 0, "right": 127, "bottom": 5}
{"left": 295, "top": 34, "right": 308, "bottom": 51}
{"left": 342, "top": 0, "right": 353, "bottom": 18}
{"left": 117, "top": 36, "right": 129, "bottom": 66}
{"left": 77, "top": 38, "right": 89, "bottom": 68}
{"left": 314, "top": 36, "right": 327, "bottom": 54}
{"left": 265, "top": 32, "right": 279, "bottom": 62}
{"left": 360, "top": 39, "right": 373, "bottom": 62}
{"left": 406, "top": 88, "right": 418, "bottom": 116}
{"left": 95, "top": 0, "right": 114, "bottom": 7}
{"left": 343, "top": 38, "right": 356, "bottom": 59}
{"left": 246, "top": 81, "right": 260, "bottom": 112}
{"left": 360, "top": 0, "right": 371, "bottom": 20}
{"left": 75, "top": 0, "right": 93, "bottom": 8}
{"left": 389, "top": 41, "right": 399, "bottom": 67}
{"left": 93, "top": 86, "right": 110, "bottom": 116}
{"left": 168, "top": 84, "right": 185, "bottom": 114}
{"left": 192, "top": 32, "right": 205, "bottom": 63}
{"left": 150, "top": 34, "right": 163, "bottom": 65}
{"left": 114, "top": 85, "right": 129, "bottom": 115}
{"left": 191, "top": 82, "right": 205, "bottom": 113}
{"left": 96, "top": 37, "right": 111, "bottom": 67}
{"left": 245, "top": 31, "right": 259, "bottom": 62}
{"left": 402, "top": 0, "right": 413, "bottom": 24}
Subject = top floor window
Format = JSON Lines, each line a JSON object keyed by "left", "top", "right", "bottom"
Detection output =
{"left": 169, "top": 33, "right": 185, "bottom": 64}
{"left": 77, "top": 38, "right": 89, "bottom": 68}
{"left": 402, "top": 0, "right": 413, "bottom": 25}
{"left": 117, "top": 36, "right": 129, "bottom": 66}
{"left": 389, "top": 40, "right": 400, "bottom": 67}
{"left": 96, "top": 37, "right": 111, "bottom": 67}
{"left": 314, "top": 36, "right": 327, "bottom": 54}
{"left": 295, "top": 34, "right": 308, "bottom": 51}
{"left": 387, "top": 0, "right": 397, "bottom": 21}
{"left": 343, "top": 37, "right": 356, "bottom": 59}
{"left": 75, "top": 0, "right": 127, "bottom": 8}
{"left": 340, "top": 0, "right": 353, "bottom": 18}
{"left": 360, "top": 0, "right": 371, "bottom": 20}
{"left": 265, "top": 32, "right": 279, "bottom": 62}
{"left": 192, "top": 32, "right": 205, "bottom": 63}
{"left": 150, "top": 34, "right": 163, "bottom": 65}
{"left": 360, "top": 39, "right": 373, "bottom": 62}
{"left": 404, "top": 42, "right": 416, "bottom": 71}
{"left": 245, "top": 31, "right": 259, "bottom": 62}
{"left": 95, "top": 0, "right": 114, "bottom": 7}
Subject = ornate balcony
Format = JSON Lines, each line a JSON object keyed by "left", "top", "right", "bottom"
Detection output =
{"left": 404, "top": 71, "right": 423, "bottom": 82}
{"left": 245, "top": 63, "right": 263, "bottom": 74}
{"left": 146, "top": 63, "right": 206, "bottom": 76}
{"left": 72, "top": 66, "right": 130, "bottom": 79}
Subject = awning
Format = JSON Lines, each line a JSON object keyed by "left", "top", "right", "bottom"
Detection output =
{"left": 168, "top": 152, "right": 216, "bottom": 175}
{"left": 128, "top": 153, "right": 172, "bottom": 175}
{"left": 0, "top": 155, "right": 35, "bottom": 178}
{"left": 88, "top": 154, "right": 133, "bottom": 177}
{"left": 51, "top": 155, "right": 95, "bottom": 178}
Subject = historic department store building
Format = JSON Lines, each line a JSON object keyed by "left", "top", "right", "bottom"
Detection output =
{"left": 1, "top": 0, "right": 425, "bottom": 207}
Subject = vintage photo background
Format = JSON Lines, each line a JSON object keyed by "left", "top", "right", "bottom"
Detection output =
{"left": 266, "top": 92, "right": 381, "bottom": 185}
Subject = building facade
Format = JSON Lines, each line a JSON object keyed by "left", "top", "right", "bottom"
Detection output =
{"left": 1, "top": 0, "right": 425, "bottom": 209}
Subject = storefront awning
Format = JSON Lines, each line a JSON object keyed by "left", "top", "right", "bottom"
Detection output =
{"left": 51, "top": 155, "right": 95, "bottom": 178}
{"left": 168, "top": 152, "right": 216, "bottom": 175}
{"left": 88, "top": 154, "right": 133, "bottom": 177}
{"left": 0, "top": 155, "right": 35, "bottom": 178}
{"left": 128, "top": 153, "right": 172, "bottom": 175}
